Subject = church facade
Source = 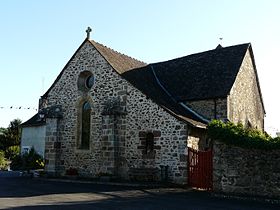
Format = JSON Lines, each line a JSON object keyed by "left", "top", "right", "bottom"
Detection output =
{"left": 21, "top": 31, "right": 265, "bottom": 183}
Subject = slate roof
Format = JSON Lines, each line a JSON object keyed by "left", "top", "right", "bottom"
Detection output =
{"left": 122, "top": 43, "right": 250, "bottom": 102}
{"left": 90, "top": 40, "right": 209, "bottom": 126}
{"left": 40, "top": 39, "right": 263, "bottom": 128}
{"left": 121, "top": 43, "right": 266, "bottom": 126}
{"left": 21, "top": 113, "right": 45, "bottom": 127}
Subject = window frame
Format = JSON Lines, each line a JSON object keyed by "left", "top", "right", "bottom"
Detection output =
{"left": 145, "top": 132, "right": 154, "bottom": 155}
{"left": 77, "top": 100, "right": 92, "bottom": 150}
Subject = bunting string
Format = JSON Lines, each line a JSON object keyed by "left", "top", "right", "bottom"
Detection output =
{"left": 0, "top": 106, "right": 37, "bottom": 111}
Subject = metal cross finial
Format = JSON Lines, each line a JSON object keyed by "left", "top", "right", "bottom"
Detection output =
{"left": 219, "top": 37, "right": 223, "bottom": 45}
{"left": 86, "top": 27, "right": 92, "bottom": 39}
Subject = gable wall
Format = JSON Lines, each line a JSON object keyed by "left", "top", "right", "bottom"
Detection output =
{"left": 125, "top": 83, "right": 190, "bottom": 183}
{"left": 185, "top": 98, "right": 227, "bottom": 121}
{"left": 44, "top": 41, "right": 192, "bottom": 183}
{"left": 46, "top": 41, "right": 110, "bottom": 175}
{"left": 228, "top": 50, "right": 264, "bottom": 130}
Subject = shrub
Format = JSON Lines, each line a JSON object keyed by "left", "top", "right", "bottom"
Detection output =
{"left": 0, "top": 150, "right": 9, "bottom": 170}
{"left": 10, "top": 147, "right": 44, "bottom": 171}
{"left": 207, "top": 120, "right": 280, "bottom": 150}
{"left": 5, "top": 145, "right": 20, "bottom": 160}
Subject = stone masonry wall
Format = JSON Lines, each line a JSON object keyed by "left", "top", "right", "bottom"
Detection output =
{"left": 185, "top": 98, "right": 227, "bottom": 121}
{"left": 44, "top": 40, "right": 191, "bottom": 183}
{"left": 187, "top": 127, "right": 207, "bottom": 150}
{"left": 228, "top": 50, "right": 264, "bottom": 130}
{"left": 44, "top": 118, "right": 61, "bottom": 175}
{"left": 213, "top": 141, "right": 280, "bottom": 198}
{"left": 125, "top": 84, "right": 189, "bottom": 183}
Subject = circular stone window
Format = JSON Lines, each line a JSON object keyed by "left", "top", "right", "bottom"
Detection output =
{"left": 85, "top": 75, "right": 95, "bottom": 89}
{"left": 77, "top": 71, "right": 95, "bottom": 91}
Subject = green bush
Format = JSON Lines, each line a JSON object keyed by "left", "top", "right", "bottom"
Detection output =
{"left": 207, "top": 120, "right": 280, "bottom": 150}
{"left": 0, "top": 150, "right": 9, "bottom": 170}
{"left": 10, "top": 147, "right": 44, "bottom": 171}
{"left": 5, "top": 145, "right": 20, "bottom": 160}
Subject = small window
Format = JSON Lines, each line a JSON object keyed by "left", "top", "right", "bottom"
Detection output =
{"left": 80, "top": 101, "right": 91, "bottom": 149}
{"left": 146, "top": 132, "right": 154, "bottom": 154}
{"left": 22, "top": 146, "right": 31, "bottom": 154}
{"left": 85, "top": 75, "right": 95, "bottom": 89}
{"left": 77, "top": 71, "right": 95, "bottom": 91}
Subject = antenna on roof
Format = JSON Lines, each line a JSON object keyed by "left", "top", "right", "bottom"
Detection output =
{"left": 216, "top": 37, "right": 223, "bottom": 49}
{"left": 86, "top": 27, "right": 92, "bottom": 39}
{"left": 219, "top": 37, "right": 223, "bottom": 45}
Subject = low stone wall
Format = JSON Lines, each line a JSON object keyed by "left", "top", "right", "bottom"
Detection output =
{"left": 213, "top": 141, "right": 280, "bottom": 198}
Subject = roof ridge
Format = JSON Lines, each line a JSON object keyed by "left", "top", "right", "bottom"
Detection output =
{"left": 150, "top": 43, "right": 250, "bottom": 66}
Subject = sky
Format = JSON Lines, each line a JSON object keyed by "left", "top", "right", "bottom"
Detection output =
{"left": 0, "top": 0, "right": 279, "bottom": 135}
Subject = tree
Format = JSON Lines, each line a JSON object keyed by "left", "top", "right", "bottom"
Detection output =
{"left": 0, "top": 119, "right": 22, "bottom": 160}
{"left": 6, "top": 119, "right": 22, "bottom": 146}
{"left": 0, "top": 150, "right": 9, "bottom": 170}
{"left": 0, "top": 128, "right": 8, "bottom": 151}
{"left": 0, "top": 128, "right": 8, "bottom": 150}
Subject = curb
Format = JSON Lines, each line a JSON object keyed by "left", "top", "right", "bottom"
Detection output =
{"left": 36, "top": 177, "right": 176, "bottom": 188}
{"left": 211, "top": 192, "right": 280, "bottom": 205}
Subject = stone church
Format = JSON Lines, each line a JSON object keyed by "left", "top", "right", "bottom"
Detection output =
{"left": 21, "top": 28, "right": 265, "bottom": 183}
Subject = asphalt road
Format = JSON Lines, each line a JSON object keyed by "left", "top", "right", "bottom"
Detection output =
{"left": 0, "top": 171, "right": 279, "bottom": 210}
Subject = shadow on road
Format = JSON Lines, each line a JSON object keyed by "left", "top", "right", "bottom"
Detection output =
{"left": 0, "top": 172, "right": 279, "bottom": 210}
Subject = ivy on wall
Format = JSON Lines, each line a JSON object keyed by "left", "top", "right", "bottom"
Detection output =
{"left": 207, "top": 120, "right": 280, "bottom": 150}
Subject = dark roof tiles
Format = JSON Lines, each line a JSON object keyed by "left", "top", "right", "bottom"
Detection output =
{"left": 123, "top": 43, "right": 250, "bottom": 101}
{"left": 21, "top": 114, "right": 45, "bottom": 127}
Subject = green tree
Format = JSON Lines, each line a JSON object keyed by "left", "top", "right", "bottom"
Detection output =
{"left": 0, "top": 150, "right": 8, "bottom": 170}
{"left": 6, "top": 119, "right": 22, "bottom": 146}
{"left": 0, "top": 119, "right": 22, "bottom": 160}
{"left": 0, "top": 128, "right": 8, "bottom": 150}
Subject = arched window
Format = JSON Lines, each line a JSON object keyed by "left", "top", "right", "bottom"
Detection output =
{"left": 81, "top": 101, "right": 91, "bottom": 149}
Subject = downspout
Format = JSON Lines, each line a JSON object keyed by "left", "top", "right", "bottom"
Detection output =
{"left": 214, "top": 99, "right": 217, "bottom": 119}
{"left": 151, "top": 65, "right": 209, "bottom": 124}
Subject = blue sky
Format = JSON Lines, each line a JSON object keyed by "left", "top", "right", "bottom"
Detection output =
{"left": 0, "top": 0, "right": 279, "bottom": 135}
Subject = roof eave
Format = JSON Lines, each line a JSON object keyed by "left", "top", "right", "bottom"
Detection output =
{"left": 161, "top": 105, "right": 207, "bottom": 129}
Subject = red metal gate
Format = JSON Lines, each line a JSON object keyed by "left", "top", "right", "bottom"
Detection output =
{"left": 188, "top": 147, "right": 213, "bottom": 190}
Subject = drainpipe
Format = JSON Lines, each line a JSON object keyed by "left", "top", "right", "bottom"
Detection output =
{"left": 214, "top": 99, "right": 217, "bottom": 119}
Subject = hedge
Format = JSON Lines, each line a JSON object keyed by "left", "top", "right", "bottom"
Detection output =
{"left": 207, "top": 120, "right": 280, "bottom": 150}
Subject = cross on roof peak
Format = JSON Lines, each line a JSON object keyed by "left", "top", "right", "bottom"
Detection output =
{"left": 86, "top": 27, "right": 92, "bottom": 39}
